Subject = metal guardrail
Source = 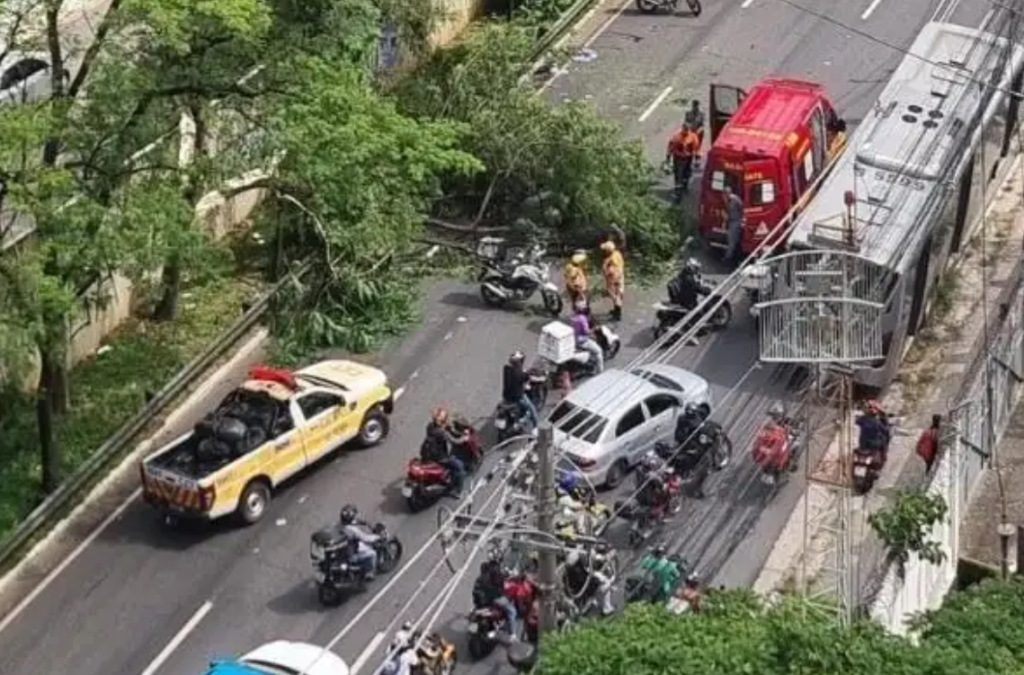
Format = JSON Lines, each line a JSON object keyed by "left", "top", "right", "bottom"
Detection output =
{"left": 0, "top": 2, "right": 595, "bottom": 572}
{"left": 0, "top": 263, "right": 308, "bottom": 570}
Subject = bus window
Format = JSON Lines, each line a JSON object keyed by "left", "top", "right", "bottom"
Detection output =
{"left": 748, "top": 181, "right": 776, "bottom": 206}
{"left": 710, "top": 169, "right": 742, "bottom": 194}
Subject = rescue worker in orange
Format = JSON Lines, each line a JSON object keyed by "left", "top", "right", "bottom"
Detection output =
{"left": 600, "top": 238, "right": 625, "bottom": 322}
{"left": 563, "top": 251, "right": 589, "bottom": 309}
{"left": 666, "top": 122, "right": 702, "bottom": 204}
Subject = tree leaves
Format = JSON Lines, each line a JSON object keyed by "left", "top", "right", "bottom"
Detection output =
{"left": 869, "top": 490, "right": 949, "bottom": 574}
{"left": 538, "top": 581, "right": 1024, "bottom": 675}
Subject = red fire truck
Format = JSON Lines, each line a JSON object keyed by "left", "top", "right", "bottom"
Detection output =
{"left": 698, "top": 78, "right": 847, "bottom": 255}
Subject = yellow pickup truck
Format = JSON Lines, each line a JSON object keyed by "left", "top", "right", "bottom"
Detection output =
{"left": 140, "top": 360, "right": 394, "bottom": 525}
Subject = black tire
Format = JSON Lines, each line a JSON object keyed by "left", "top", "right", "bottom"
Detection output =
{"left": 480, "top": 284, "right": 505, "bottom": 307}
{"left": 406, "top": 492, "right": 426, "bottom": 513}
{"left": 635, "top": 0, "right": 659, "bottom": 12}
{"left": 653, "top": 323, "right": 666, "bottom": 341}
{"left": 605, "top": 339, "right": 622, "bottom": 360}
{"left": 710, "top": 299, "right": 732, "bottom": 330}
{"left": 357, "top": 405, "right": 390, "bottom": 447}
{"left": 542, "top": 290, "right": 563, "bottom": 316}
{"left": 318, "top": 583, "right": 343, "bottom": 607}
{"left": 468, "top": 633, "right": 494, "bottom": 660}
{"left": 713, "top": 433, "right": 733, "bottom": 471}
{"left": 687, "top": 0, "right": 702, "bottom": 15}
{"left": 604, "top": 459, "right": 629, "bottom": 489}
{"left": 378, "top": 538, "right": 403, "bottom": 573}
{"left": 237, "top": 479, "right": 271, "bottom": 525}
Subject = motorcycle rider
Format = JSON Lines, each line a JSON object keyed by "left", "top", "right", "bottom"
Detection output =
{"left": 674, "top": 402, "right": 709, "bottom": 448}
{"left": 673, "top": 573, "right": 704, "bottom": 613}
{"left": 503, "top": 351, "right": 539, "bottom": 436}
{"left": 555, "top": 474, "right": 593, "bottom": 537}
{"left": 640, "top": 543, "right": 680, "bottom": 602}
{"left": 382, "top": 624, "right": 420, "bottom": 675}
{"left": 572, "top": 304, "right": 604, "bottom": 375}
{"left": 421, "top": 407, "right": 466, "bottom": 497}
{"left": 339, "top": 504, "right": 379, "bottom": 580}
{"left": 563, "top": 252, "right": 589, "bottom": 307}
{"left": 472, "top": 558, "right": 520, "bottom": 640}
{"left": 563, "top": 548, "right": 615, "bottom": 616}
{"left": 634, "top": 453, "right": 671, "bottom": 518}
{"left": 856, "top": 400, "right": 892, "bottom": 464}
{"left": 666, "top": 258, "right": 711, "bottom": 346}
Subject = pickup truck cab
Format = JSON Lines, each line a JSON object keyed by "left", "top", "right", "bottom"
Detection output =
{"left": 141, "top": 361, "right": 394, "bottom": 525}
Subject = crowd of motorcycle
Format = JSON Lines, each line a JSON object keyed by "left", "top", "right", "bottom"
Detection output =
{"left": 303, "top": 236, "right": 898, "bottom": 675}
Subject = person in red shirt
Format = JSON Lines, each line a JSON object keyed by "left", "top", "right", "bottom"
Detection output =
{"left": 916, "top": 414, "right": 941, "bottom": 474}
{"left": 665, "top": 123, "right": 702, "bottom": 203}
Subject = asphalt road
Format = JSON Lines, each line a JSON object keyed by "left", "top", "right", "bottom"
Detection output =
{"left": 0, "top": 0, "right": 995, "bottom": 675}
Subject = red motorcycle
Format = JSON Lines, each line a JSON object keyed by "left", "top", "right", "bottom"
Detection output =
{"left": 616, "top": 470, "right": 683, "bottom": 548}
{"left": 403, "top": 425, "right": 482, "bottom": 511}
{"left": 467, "top": 575, "right": 537, "bottom": 659}
{"left": 752, "top": 420, "right": 801, "bottom": 486}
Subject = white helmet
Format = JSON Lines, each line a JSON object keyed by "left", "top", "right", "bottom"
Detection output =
{"left": 683, "top": 258, "right": 701, "bottom": 275}
{"left": 566, "top": 549, "right": 582, "bottom": 566}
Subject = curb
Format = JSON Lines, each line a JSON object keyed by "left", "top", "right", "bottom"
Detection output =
{"left": 0, "top": 329, "right": 269, "bottom": 622}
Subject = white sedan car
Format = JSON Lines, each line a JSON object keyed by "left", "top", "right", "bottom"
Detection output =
{"left": 205, "top": 641, "right": 349, "bottom": 675}
{"left": 551, "top": 363, "right": 712, "bottom": 488}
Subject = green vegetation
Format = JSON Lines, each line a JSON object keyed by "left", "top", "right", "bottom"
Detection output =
{"left": 539, "top": 578, "right": 1024, "bottom": 675}
{"left": 868, "top": 490, "right": 949, "bottom": 577}
{"left": 0, "top": 273, "right": 259, "bottom": 537}
{"left": 0, "top": 0, "right": 676, "bottom": 516}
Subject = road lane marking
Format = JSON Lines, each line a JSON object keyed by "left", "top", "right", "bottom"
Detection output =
{"left": 638, "top": 86, "right": 674, "bottom": 122}
{"left": 860, "top": 0, "right": 884, "bottom": 20}
{"left": 139, "top": 601, "right": 214, "bottom": 675}
{"left": 978, "top": 7, "right": 993, "bottom": 28}
{"left": 0, "top": 487, "right": 142, "bottom": 636}
{"left": 350, "top": 631, "right": 386, "bottom": 675}
{"left": 539, "top": 0, "right": 634, "bottom": 93}
{"left": 741, "top": 0, "right": 756, "bottom": 8}
{"left": 394, "top": 386, "right": 406, "bottom": 401}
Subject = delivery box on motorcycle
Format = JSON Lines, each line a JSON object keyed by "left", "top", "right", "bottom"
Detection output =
{"left": 538, "top": 321, "right": 576, "bottom": 364}
{"left": 310, "top": 525, "right": 350, "bottom": 564}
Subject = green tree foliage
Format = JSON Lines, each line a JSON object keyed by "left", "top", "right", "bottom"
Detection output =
{"left": 538, "top": 580, "right": 1024, "bottom": 675}
{"left": 395, "top": 22, "right": 675, "bottom": 262}
{"left": 868, "top": 489, "right": 949, "bottom": 576}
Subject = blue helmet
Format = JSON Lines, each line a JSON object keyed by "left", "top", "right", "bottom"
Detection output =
{"left": 557, "top": 472, "right": 579, "bottom": 495}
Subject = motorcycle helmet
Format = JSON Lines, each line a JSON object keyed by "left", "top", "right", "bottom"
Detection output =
{"left": 642, "top": 452, "right": 663, "bottom": 472}
{"left": 654, "top": 440, "right": 673, "bottom": 459}
{"left": 566, "top": 549, "right": 582, "bottom": 567}
{"left": 653, "top": 543, "right": 668, "bottom": 557}
{"left": 339, "top": 504, "right": 358, "bottom": 525}
{"left": 767, "top": 402, "right": 786, "bottom": 423}
{"left": 571, "top": 251, "right": 587, "bottom": 265}
{"left": 600, "top": 240, "right": 617, "bottom": 254}
{"left": 682, "top": 257, "right": 701, "bottom": 275}
{"left": 684, "top": 402, "right": 700, "bottom": 417}
{"left": 509, "top": 350, "right": 525, "bottom": 366}
{"left": 557, "top": 472, "right": 579, "bottom": 495}
{"left": 685, "top": 572, "right": 700, "bottom": 587}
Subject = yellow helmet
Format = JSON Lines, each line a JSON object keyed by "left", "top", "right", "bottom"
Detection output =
{"left": 570, "top": 252, "right": 587, "bottom": 265}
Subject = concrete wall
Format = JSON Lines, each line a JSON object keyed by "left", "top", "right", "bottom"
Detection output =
{"left": 431, "top": 0, "right": 485, "bottom": 48}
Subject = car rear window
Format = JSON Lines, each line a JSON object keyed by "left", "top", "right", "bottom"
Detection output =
{"left": 630, "top": 368, "right": 684, "bottom": 392}
{"left": 550, "top": 400, "right": 608, "bottom": 444}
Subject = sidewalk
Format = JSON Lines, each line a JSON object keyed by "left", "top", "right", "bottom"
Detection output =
{"left": 754, "top": 157, "right": 1024, "bottom": 602}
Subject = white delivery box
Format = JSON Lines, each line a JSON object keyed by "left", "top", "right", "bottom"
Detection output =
{"left": 538, "top": 321, "right": 576, "bottom": 364}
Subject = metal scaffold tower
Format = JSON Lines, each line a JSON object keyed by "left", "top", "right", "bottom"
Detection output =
{"left": 753, "top": 249, "right": 888, "bottom": 626}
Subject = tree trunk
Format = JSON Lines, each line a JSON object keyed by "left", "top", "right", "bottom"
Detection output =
{"left": 152, "top": 254, "right": 182, "bottom": 322}
{"left": 37, "top": 348, "right": 61, "bottom": 493}
{"left": 52, "top": 357, "right": 69, "bottom": 414}
{"left": 154, "top": 102, "right": 208, "bottom": 322}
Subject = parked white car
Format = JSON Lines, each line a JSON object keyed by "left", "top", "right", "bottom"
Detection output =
{"left": 205, "top": 640, "right": 349, "bottom": 675}
{"left": 551, "top": 363, "right": 712, "bottom": 488}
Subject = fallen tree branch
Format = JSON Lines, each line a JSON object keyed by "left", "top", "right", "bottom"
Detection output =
{"left": 425, "top": 216, "right": 509, "bottom": 234}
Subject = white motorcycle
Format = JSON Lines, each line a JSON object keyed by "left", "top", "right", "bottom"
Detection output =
{"left": 477, "top": 238, "right": 563, "bottom": 316}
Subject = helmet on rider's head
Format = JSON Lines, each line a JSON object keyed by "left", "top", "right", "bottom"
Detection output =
{"left": 768, "top": 402, "right": 786, "bottom": 422}
{"left": 339, "top": 504, "right": 358, "bottom": 525}
{"left": 600, "top": 240, "right": 617, "bottom": 254}
{"left": 557, "top": 473, "right": 578, "bottom": 495}
{"left": 642, "top": 452, "right": 662, "bottom": 472}
{"left": 685, "top": 572, "right": 700, "bottom": 587}
{"left": 684, "top": 402, "right": 701, "bottom": 417}
{"left": 683, "top": 258, "right": 701, "bottom": 275}
{"left": 509, "top": 350, "right": 525, "bottom": 366}
{"left": 432, "top": 407, "right": 449, "bottom": 426}
{"left": 571, "top": 252, "right": 587, "bottom": 265}
{"left": 654, "top": 440, "right": 673, "bottom": 459}
{"left": 654, "top": 543, "right": 668, "bottom": 558}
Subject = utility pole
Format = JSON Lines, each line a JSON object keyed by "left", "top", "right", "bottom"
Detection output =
{"left": 534, "top": 424, "right": 560, "bottom": 634}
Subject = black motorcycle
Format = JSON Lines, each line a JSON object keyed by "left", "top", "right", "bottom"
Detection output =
{"left": 635, "top": 0, "right": 701, "bottom": 15}
{"left": 310, "top": 522, "right": 403, "bottom": 606}
{"left": 494, "top": 371, "right": 550, "bottom": 443}
{"left": 656, "top": 424, "right": 733, "bottom": 497}
{"left": 652, "top": 295, "right": 732, "bottom": 341}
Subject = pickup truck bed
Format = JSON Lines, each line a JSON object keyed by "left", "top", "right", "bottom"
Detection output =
{"left": 146, "top": 435, "right": 231, "bottom": 480}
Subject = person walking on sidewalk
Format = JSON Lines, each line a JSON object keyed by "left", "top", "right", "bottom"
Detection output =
{"left": 916, "top": 414, "right": 942, "bottom": 474}
{"left": 601, "top": 238, "right": 625, "bottom": 322}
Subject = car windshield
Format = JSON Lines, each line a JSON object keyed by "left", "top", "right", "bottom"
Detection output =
{"left": 550, "top": 400, "right": 607, "bottom": 444}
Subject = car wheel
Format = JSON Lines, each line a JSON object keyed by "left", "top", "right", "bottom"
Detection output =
{"left": 237, "top": 479, "right": 271, "bottom": 525}
{"left": 357, "top": 405, "right": 390, "bottom": 447}
{"left": 604, "top": 459, "right": 628, "bottom": 489}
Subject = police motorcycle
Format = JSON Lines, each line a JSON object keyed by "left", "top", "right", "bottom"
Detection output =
{"left": 653, "top": 262, "right": 732, "bottom": 341}
{"left": 477, "top": 237, "right": 563, "bottom": 316}
{"left": 494, "top": 368, "right": 549, "bottom": 443}
{"left": 635, "top": 0, "right": 701, "bottom": 15}
{"left": 310, "top": 517, "right": 403, "bottom": 606}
